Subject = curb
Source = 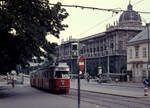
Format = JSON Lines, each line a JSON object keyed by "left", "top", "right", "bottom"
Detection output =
{"left": 101, "top": 83, "right": 144, "bottom": 89}
{"left": 70, "top": 88, "right": 148, "bottom": 98}
{"left": 71, "top": 80, "right": 144, "bottom": 88}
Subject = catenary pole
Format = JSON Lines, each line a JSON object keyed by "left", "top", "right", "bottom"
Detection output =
{"left": 147, "top": 23, "right": 150, "bottom": 82}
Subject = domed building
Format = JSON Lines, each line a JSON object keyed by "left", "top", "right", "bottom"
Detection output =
{"left": 57, "top": 3, "right": 145, "bottom": 82}
{"left": 119, "top": 3, "right": 142, "bottom": 27}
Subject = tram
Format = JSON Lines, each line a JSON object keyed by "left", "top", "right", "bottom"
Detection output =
{"left": 30, "top": 62, "right": 70, "bottom": 93}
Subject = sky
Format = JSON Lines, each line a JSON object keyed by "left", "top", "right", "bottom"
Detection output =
{"left": 48, "top": 0, "right": 150, "bottom": 44}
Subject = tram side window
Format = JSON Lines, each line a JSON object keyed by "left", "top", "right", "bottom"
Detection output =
{"left": 49, "top": 71, "right": 53, "bottom": 78}
{"left": 45, "top": 71, "right": 48, "bottom": 78}
{"left": 35, "top": 72, "right": 38, "bottom": 78}
{"left": 47, "top": 71, "right": 51, "bottom": 78}
{"left": 45, "top": 69, "right": 48, "bottom": 78}
{"left": 48, "top": 67, "right": 55, "bottom": 78}
{"left": 39, "top": 72, "right": 41, "bottom": 78}
{"left": 55, "top": 71, "right": 61, "bottom": 78}
{"left": 44, "top": 72, "right": 46, "bottom": 78}
{"left": 41, "top": 71, "right": 44, "bottom": 78}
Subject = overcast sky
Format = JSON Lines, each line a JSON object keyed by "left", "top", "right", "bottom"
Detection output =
{"left": 48, "top": 0, "right": 150, "bottom": 44}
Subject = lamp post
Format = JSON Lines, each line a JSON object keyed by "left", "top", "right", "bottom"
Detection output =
{"left": 80, "top": 44, "right": 86, "bottom": 76}
{"left": 106, "top": 49, "right": 110, "bottom": 81}
{"left": 107, "top": 51, "right": 110, "bottom": 78}
{"left": 146, "top": 23, "right": 150, "bottom": 82}
{"left": 85, "top": 57, "right": 87, "bottom": 76}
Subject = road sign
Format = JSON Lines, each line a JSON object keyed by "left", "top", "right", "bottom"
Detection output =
{"left": 78, "top": 56, "right": 84, "bottom": 71}
{"left": 147, "top": 64, "right": 150, "bottom": 70}
{"left": 143, "top": 79, "right": 149, "bottom": 86}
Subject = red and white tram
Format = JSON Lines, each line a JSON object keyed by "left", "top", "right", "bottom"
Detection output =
{"left": 30, "top": 62, "right": 70, "bottom": 93}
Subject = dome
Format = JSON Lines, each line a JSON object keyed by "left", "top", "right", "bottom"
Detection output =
{"left": 119, "top": 3, "right": 142, "bottom": 27}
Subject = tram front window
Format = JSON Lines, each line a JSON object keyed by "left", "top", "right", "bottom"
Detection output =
{"left": 55, "top": 71, "right": 69, "bottom": 79}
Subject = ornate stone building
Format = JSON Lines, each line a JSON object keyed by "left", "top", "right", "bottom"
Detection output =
{"left": 127, "top": 24, "right": 150, "bottom": 82}
{"left": 57, "top": 3, "right": 145, "bottom": 81}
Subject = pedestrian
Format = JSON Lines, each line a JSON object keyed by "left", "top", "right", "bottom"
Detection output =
{"left": 10, "top": 70, "right": 16, "bottom": 88}
{"left": 12, "top": 78, "right": 15, "bottom": 88}
{"left": 87, "top": 73, "right": 90, "bottom": 83}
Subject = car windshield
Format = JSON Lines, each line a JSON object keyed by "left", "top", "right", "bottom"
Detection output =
{"left": 55, "top": 71, "right": 69, "bottom": 79}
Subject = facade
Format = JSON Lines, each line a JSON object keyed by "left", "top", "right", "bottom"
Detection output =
{"left": 56, "top": 38, "right": 79, "bottom": 74}
{"left": 57, "top": 3, "right": 145, "bottom": 81}
{"left": 127, "top": 24, "right": 150, "bottom": 82}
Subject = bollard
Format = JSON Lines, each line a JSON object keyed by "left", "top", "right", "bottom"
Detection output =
{"left": 144, "top": 86, "right": 148, "bottom": 96}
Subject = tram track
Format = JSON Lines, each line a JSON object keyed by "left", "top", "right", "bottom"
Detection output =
{"left": 61, "top": 89, "right": 150, "bottom": 108}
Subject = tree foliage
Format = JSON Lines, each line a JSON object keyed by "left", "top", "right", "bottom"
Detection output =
{"left": 0, "top": 0, "right": 68, "bottom": 74}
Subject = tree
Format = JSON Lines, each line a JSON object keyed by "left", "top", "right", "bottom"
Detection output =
{"left": 0, "top": 0, "right": 69, "bottom": 74}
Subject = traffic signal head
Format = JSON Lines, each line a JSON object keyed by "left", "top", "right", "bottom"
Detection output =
{"left": 72, "top": 44, "right": 77, "bottom": 50}
{"left": 72, "top": 43, "right": 78, "bottom": 57}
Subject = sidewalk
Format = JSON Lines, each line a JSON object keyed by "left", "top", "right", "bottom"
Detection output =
{"left": 101, "top": 81, "right": 143, "bottom": 88}
{"left": 0, "top": 81, "right": 11, "bottom": 90}
{"left": 70, "top": 79, "right": 149, "bottom": 98}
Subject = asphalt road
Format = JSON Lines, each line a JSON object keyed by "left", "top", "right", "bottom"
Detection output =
{"left": 0, "top": 85, "right": 99, "bottom": 108}
{"left": 69, "top": 89, "right": 150, "bottom": 108}
{"left": 1, "top": 84, "right": 150, "bottom": 108}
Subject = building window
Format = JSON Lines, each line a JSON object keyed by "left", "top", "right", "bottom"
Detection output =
{"left": 93, "top": 48, "right": 96, "bottom": 53}
{"left": 143, "top": 47, "right": 147, "bottom": 57}
{"left": 97, "top": 46, "right": 99, "bottom": 52}
{"left": 87, "top": 49, "right": 89, "bottom": 53}
{"left": 90, "top": 48, "right": 92, "bottom": 53}
{"left": 111, "top": 43, "right": 114, "bottom": 49}
{"left": 118, "top": 41, "right": 123, "bottom": 49}
{"left": 135, "top": 46, "right": 139, "bottom": 58}
{"left": 129, "top": 49, "right": 132, "bottom": 59}
{"left": 101, "top": 46, "right": 103, "bottom": 51}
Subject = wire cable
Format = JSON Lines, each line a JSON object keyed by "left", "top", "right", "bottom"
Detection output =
{"left": 76, "top": 14, "right": 119, "bottom": 37}
{"left": 49, "top": 3, "right": 150, "bottom": 14}
{"left": 133, "top": 0, "right": 145, "bottom": 6}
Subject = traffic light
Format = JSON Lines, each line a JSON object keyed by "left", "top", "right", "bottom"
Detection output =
{"left": 72, "top": 43, "right": 78, "bottom": 57}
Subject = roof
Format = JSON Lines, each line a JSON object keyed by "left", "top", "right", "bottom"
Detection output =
{"left": 128, "top": 25, "right": 149, "bottom": 43}
{"left": 79, "top": 32, "right": 105, "bottom": 42}
{"left": 119, "top": 3, "right": 142, "bottom": 27}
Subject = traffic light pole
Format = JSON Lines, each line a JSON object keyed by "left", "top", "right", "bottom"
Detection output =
{"left": 72, "top": 42, "right": 84, "bottom": 108}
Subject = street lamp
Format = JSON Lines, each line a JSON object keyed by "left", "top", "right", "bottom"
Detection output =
{"left": 107, "top": 50, "right": 110, "bottom": 79}
{"left": 146, "top": 23, "right": 150, "bottom": 82}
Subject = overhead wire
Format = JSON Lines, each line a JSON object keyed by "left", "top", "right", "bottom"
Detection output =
{"left": 49, "top": 2, "right": 122, "bottom": 37}
{"left": 133, "top": 0, "right": 145, "bottom": 6}
{"left": 132, "top": 0, "right": 148, "bottom": 25}
{"left": 49, "top": 1, "right": 150, "bottom": 37}
{"left": 76, "top": 14, "right": 119, "bottom": 37}
{"left": 49, "top": 3, "right": 150, "bottom": 14}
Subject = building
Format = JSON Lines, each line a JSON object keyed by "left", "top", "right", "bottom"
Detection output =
{"left": 56, "top": 38, "right": 79, "bottom": 74}
{"left": 57, "top": 3, "right": 145, "bottom": 81}
{"left": 127, "top": 24, "right": 150, "bottom": 82}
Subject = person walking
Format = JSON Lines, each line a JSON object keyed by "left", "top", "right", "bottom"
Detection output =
{"left": 10, "top": 70, "right": 16, "bottom": 88}
{"left": 87, "top": 73, "right": 90, "bottom": 83}
{"left": 11, "top": 74, "right": 15, "bottom": 88}
{"left": 11, "top": 77, "right": 15, "bottom": 88}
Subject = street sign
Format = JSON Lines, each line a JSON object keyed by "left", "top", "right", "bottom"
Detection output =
{"left": 147, "top": 64, "right": 150, "bottom": 70}
{"left": 78, "top": 56, "right": 84, "bottom": 71}
{"left": 143, "top": 79, "right": 149, "bottom": 86}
